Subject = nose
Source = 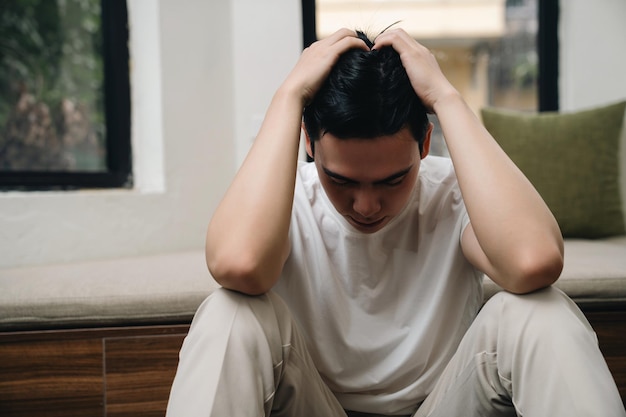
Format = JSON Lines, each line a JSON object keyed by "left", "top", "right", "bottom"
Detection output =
{"left": 352, "top": 188, "right": 381, "bottom": 219}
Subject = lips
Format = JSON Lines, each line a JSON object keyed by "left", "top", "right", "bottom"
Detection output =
{"left": 348, "top": 216, "right": 386, "bottom": 232}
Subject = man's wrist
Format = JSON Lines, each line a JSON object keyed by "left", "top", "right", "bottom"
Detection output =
{"left": 275, "top": 82, "right": 308, "bottom": 109}
{"left": 431, "top": 89, "right": 463, "bottom": 116}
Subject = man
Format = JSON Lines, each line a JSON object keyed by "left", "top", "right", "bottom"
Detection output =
{"left": 166, "top": 28, "right": 625, "bottom": 416}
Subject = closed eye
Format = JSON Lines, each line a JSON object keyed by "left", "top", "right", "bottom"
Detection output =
{"left": 322, "top": 165, "right": 413, "bottom": 187}
{"left": 383, "top": 177, "right": 405, "bottom": 187}
{"left": 374, "top": 167, "right": 413, "bottom": 186}
{"left": 323, "top": 167, "right": 356, "bottom": 186}
{"left": 329, "top": 177, "right": 352, "bottom": 186}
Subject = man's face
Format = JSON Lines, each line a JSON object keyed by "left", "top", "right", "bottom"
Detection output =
{"left": 306, "top": 126, "right": 430, "bottom": 234}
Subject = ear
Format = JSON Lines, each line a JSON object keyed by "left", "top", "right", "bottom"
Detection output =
{"left": 303, "top": 122, "right": 314, "bottom": 159}
{"left": 421, "top": 122, "right": 433, "bottom": 159}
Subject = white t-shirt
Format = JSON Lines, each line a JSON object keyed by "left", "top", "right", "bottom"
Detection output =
{"left": 274, "top": 156, "right": 484, "bottom": 415}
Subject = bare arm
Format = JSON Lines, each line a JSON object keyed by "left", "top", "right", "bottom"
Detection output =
{"left": 437, "top": 95, "right": 563, "bottom": 293}
{"left": 374, "top": 29, "right": 563, "bottom": 293}
{"left": 206, "top": 30, "right": 368, "bottom": 295}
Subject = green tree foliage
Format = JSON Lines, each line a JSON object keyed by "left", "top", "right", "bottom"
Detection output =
{"left": 0, "top": 0, "right": 105, "bottom": 171}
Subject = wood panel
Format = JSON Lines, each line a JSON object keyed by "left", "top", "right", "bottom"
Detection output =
{"left": 0, "top": 338, "right": 103, "bottom": 417}
{"left": 0, "top": 325, "right": 189, "bottom": 417}
{"left": 104, "top": 333, "right": 186, "bottom": 417}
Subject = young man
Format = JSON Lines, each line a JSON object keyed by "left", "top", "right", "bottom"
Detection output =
{"left": 166, "top": 29, "right": 626, "bottom": 417}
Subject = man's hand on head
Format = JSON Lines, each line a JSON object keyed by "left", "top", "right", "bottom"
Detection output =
{"left": 373, "top": 28, "right": 459, "bottom": 114}
{"left": 281, "top": 28, "right": 369, "bottom": 107}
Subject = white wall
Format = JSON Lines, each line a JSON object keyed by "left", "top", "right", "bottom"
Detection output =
{"left": 0, "top": 0, "right": 624, "bottom": 269}
{"left": 0, "top": 0, "right": 302, "bottom": 269}
{"left": 231, "top": 0, "right": 303, "bottom": 167}
{"left": 559, "top": 0, "right": 626, "bottom": 111}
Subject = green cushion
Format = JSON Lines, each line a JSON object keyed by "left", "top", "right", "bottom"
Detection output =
{"left": 481, "top": 101, "right": 626, "bottom": 239}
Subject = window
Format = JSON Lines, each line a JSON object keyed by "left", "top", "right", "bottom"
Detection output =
{"left": 302, "top": 0, "right": 558, "bottom": 155}
{"left": 0, "top": 0, "right": 130, "bottom": 190}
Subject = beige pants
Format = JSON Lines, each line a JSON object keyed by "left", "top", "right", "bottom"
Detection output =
{"left": 166, "top": 287, "right": 626, "bottom": 417}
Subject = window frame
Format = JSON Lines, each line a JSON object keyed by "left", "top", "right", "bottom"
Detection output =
{"left": 301, "top": 0, "right": 559, "bottom": 112}
{"left": 0, "top": 0, "right": 131, "bottom": 191}
{"left": 537, "top": 0, "right": 559, "bottom": 111}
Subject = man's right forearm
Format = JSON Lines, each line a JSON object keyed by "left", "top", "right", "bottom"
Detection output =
{"left": 205, "top": 87, "right": 303, "bottom": 295}
{"left": 206, "top": 29, "right": 368, "bottom": 294}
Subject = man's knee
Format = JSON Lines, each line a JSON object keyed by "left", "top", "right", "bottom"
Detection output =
{"left": 482, "top": 286, "right": 596, "bottom": 343}
{"left": 487, "top": 286, "right": 584, "bottom": 317}
{"left": 192, "top": 288, "right": 293, "bottom": 359}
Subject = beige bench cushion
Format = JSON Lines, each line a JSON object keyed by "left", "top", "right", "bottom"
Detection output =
{"left": 1, "top": 238, "right": 625, "bottom": 331}
{"left": 0, "top": 251, "right": 218, "bottom": 330}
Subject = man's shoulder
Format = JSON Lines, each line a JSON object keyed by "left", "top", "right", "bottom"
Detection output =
{"left": 295, "top": 161, "right": 320, "bottom": 193}
{"left": 297, "top": 159, "right": 314, "bottom": 169}
{"left": 420, "top": 155, "right": 457, "bottom": 184}
{"left": 297, "top": 160, "right": 317, "bottom": 180}
{"left": 294, "top": 161, "right": 324, "bottom": 210}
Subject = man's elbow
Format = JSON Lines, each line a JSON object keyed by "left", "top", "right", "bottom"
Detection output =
{"left": 206, "top": 251, "right": 276, "bottom": 296}
{"left": 506, "top": 248, "right": 564, "bottom": 294}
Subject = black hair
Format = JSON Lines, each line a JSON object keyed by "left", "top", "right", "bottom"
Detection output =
{"left": 303, "top": 30, "right": 429, "bottom": 155}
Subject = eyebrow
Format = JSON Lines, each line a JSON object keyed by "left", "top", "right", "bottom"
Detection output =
{"left": 322, "top": 165, "right": 414, "bottom": 185}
